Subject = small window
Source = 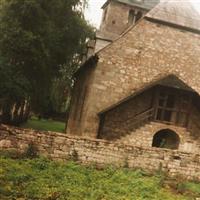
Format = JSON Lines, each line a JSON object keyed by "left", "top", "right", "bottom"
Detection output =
{"left": 103, "top": 8, "right": 108, "bottom": 21}
{"left": 128, "top": 10, "right": 135, "bottom": 25}
{"left": 135, "top": 11, "right": 143, "bottom": 22}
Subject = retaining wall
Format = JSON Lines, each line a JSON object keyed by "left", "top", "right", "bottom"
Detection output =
{"left": 0, "top": 125, "right": 200, "bottom": 181}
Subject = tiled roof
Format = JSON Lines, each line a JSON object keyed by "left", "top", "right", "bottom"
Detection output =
{"left": 115, "top": 0, "right": 160, "bottom": 10}
{"left": 102, "top": 0, "right": 159, "bottom": 10}
{"left": 146, "top": 0, "right": 200, "bottom": 31}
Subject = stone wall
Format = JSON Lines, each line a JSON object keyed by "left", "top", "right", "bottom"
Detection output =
{"left": 95, "top": 1, "right": 149, "bottom": 54}
{"left": 67, "top": 63, "right": 95, "bottom": 136}
{"left": 97, "top": 84, "right": 200, "bottom": 152}
{"left": 1, "top": 125, "right": 200, "bottom": 181}
{"left": 118, "top": 122, "right": 200, "bottom": 154}
{"left": 100, "top": 1, "right": 132, "bottom": 35}
{"left": 99, "top": 87, "right": 154, "bottom": 140}
{"left": 100, "top": 1, "right": 147, "bottom": 36}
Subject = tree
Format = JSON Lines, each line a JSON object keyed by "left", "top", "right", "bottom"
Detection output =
{"left": 0, "top": 0, "right": 94, "bottom": 124}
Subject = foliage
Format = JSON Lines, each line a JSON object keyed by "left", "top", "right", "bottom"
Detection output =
{"left": 1, "top": 155, "right": 199, "bottom": 200}
{"left": 21, "top": 117, "right": 65, "bottom": 132}
{"left": 178, "top": 182, "right": 200, "bottom": 196}
{"left": 69, "top": 149, "right": 79, "bottom": 162}
{"left": 24, "top": 142, "right": 39, "bottom": 159}
{"left": 0, "top": 0, "right": 94, "bottom": 123}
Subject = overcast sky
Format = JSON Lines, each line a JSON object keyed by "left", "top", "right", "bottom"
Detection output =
{"left": 84, "top": 0, "right": 200, "bottom": 28}
{"left": 85, "top": 0, "right": 105, "bottom": 28}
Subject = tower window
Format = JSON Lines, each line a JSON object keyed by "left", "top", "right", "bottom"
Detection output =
{"left": 103, "top": 7, "right": 108, "bottom": 21}
{"left": 135, "top": 11, "right": 143, "bottom": 23}
{"left": 128, "top": 10, "right": 135, "bottom": 25}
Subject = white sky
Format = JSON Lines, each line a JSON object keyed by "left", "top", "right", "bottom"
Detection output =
{"left": 85, "top": 0, "right": 200, "bottom": 28}
{"left": 85, "top": 0, "right": 105, "bottom": 28}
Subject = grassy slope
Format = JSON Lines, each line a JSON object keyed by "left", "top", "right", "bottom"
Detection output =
{"left": 0, "top": 156, "right": 200, "bottom": 200}
{"left": 21, "top": 117, "right": 65, "bottom": 133}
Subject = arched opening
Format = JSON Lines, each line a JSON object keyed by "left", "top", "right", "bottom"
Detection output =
{"left": 152, "top": 129, "right": 180, "bottom": 150}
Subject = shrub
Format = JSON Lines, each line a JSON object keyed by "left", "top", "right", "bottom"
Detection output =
{"left": 24, "top": 142, "right": 38, "bottom": 159}
{"left": 69, "top": 149, "right": 79, "bottom": 162}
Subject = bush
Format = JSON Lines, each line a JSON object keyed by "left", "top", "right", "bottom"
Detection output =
{"left": 24, "top": 142, "right": 38, "bottom": 159}
{"left": 69, "top": 149, "right": 79, "bottom": 162}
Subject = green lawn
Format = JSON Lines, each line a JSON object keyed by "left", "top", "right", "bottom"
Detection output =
{"left": 0, "top": 154, "right": 200, "bottom": 200}
{"left": 21, "top": 117, "right": 65, "bottom": 133}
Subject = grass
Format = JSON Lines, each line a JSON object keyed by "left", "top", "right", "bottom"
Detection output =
{"left": 0, "top": 153, "right": 200, "bottom": 200}
{"left": 21, "top": 117, "right": 65, "bottom": 133}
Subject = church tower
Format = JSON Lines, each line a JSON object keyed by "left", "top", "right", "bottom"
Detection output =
{"left": 94, "top": 0, "right": 160, "bottom": 52}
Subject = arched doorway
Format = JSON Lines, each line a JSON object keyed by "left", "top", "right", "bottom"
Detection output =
{"left": 152, "top": 129, "right": 180, "bottom": 150}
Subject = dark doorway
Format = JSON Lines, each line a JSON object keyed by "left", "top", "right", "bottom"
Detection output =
{"left": 152, "top": 129, "right": 180, "bottom": 149}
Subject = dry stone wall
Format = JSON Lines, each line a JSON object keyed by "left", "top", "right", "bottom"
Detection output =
{"left": 0, "top": 125, "right": 200, "bottom": 181}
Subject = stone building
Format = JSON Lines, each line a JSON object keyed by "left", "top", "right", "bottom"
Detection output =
{"left": 95, "top": 0, "right": 160, "bottom": 52}
{"left": 87, "top": 0, "right": 159, "bottom": 56}
{"left": 67, "top": 0, "right": 200, "bottom": 154}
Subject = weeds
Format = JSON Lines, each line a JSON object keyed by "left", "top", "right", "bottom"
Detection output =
{"left": 1, "top": 154, "right": 199, "bottom": 200}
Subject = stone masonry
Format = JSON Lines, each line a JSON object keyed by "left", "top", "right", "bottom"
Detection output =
{"left": 66, "top": 0, "right": 200, "bottom": 179}
{"left": 0, "top": 125, "right": 200, "bottom": 181}
{"left": 95, "top": 0, "right": 159, "bottom": 52}
{"left": 67, "top": 18, "right": 200, "bottom": 139}
{"left": 118, "top": 122, "right": 200, "bottom": 154}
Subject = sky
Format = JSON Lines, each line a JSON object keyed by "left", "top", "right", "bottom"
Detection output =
{"left": 85, "top": 0, "right": 200, "bottom": 28}
{"left": 85, "top": 0, "right": 105, "bottom": 28}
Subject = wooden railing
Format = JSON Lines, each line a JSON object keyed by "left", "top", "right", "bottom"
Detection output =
{"left": 130, "top": 109, "right": 200, "bottom": 136}
{"left": 124, "top": 108, "right": 155, "bottom": 132}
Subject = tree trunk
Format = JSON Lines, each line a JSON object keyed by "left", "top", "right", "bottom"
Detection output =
{"left": 23, "top": 100, "right": 31, "bottom": 122}
{"left": 1, "top": 100, "right": 13, "bottom": 124}
{"left": 18, "top": 100, "right": 26, "bottom": 124}
{"left": 12, "top": 101, "right": 21, "bottom": 126}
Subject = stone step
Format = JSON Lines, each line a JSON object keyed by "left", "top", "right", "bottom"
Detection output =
{"left": 119, "top": 121, "right": 192, "bottom": 142}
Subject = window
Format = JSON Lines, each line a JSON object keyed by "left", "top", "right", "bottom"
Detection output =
{"left": 155, "top": 88, "right": 191, "bottom": 127}
{"left": 156, "top": 91, "right": 175, "bottom": 122}
{"left": 128, "top": 10, "right": 135, "bottom": 25}
{"left": 135, "top": 11, "right": 143, "bottom": 23}
{"left": 128, "top": 10, "right": 143, "bottom": 25}
{"left": 103, "top": 8, "right": 108, "bottom": 22}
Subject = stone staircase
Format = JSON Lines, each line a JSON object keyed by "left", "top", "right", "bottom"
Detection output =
{"left": 117, "top": 121, "right": 193, "bottom": 149}
{"left": 115, "top": 107, "right": 200, "bottom": 152}
{"left": 121, "top": 108, "right": 155, "bottom": 134}
{"left": 118, "top": 122, "right": 155, "bottom": 146}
